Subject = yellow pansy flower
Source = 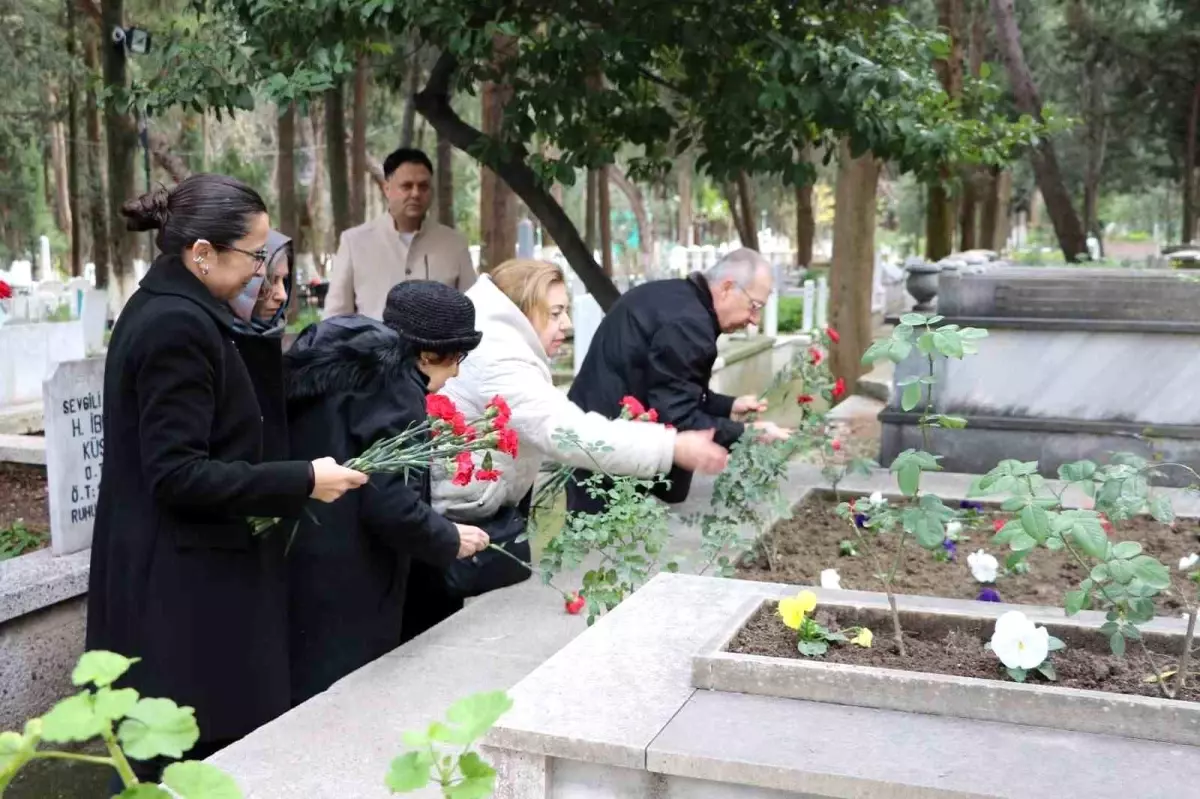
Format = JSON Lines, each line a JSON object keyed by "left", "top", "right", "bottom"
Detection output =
{"left": 777, "top": 590, "right": 818, "bottom": 630}
{"left": 851, "top": 628, "right": 873, "bottom": 648}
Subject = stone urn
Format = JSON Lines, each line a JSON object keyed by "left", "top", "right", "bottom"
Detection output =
{"left": 904, "top": 260, "right": 941, "bottom": 312}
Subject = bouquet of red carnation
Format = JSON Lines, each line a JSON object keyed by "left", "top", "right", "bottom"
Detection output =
{"left": 0, "top": 280, "right": 12, "bottom": 301}
{"left": 618, "top": 395, "right": 659, "bottom": 423}
{"left": 250, "top": 394, "right": 517, "bottom": 537}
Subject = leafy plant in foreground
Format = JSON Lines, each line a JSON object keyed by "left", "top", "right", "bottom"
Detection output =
{"left": 385, "top": 691, "right": 512, "bottom": 798}
{"left": 0, "top": 651, "right": 240, "bottom": 798}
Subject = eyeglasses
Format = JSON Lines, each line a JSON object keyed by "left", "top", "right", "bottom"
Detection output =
{"left": 736, "top": 283, "right": 767, "bottom": 312}
{"left": 215, "top": 243, "right": 268, "bottom": 269}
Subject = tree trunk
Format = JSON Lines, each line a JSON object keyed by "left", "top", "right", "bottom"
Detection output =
{"left": 85, "top": 25, "right": 109, "bottom": 285}
{"left": 796, "top": 148, "right": 815, "bottom": 268}
{"left": 677, "top": 154, "right": 693, "bottom": 246}
{"left": 49, "top": 86, "right": 72, "bottom": 253}
{"left": 325, "top": 82, "right": 351, "bottom": 238}
{"left": 350, "top": 53, "right": 369, "bottom": 226}
{"left": 598, "top": 165, "right": 613, "bottom": 276}
{"left": 479, "top": 37, "right": 518, "bottom": 271}
{"left": 1184, "top": 80, "right": 1200, "bottom": 243}
{"left": 829, "top": 140, "right": 880, "bottom": 393}
{"left": 277, "top": 104, "right": 298, "bottom": 241}
{"left": 414, "top": 50, "right": 620, "bottom": 308}
{"left": 147, "top": 132, "right": 190, "bottom": 183}
{"left": 102, "top": 0, "right": 138, "bottom": 280}
{"left": 736, "top": 171, "right": 759, "bottom": 250}
{"left": 66, "top": 0, "right": 82, "bottom": 277}
{"left": 959, "top": 0, "right": 986, "bottom": 252}
{"left": 436, "top": 130, "right": 454, "bottom": 226}
{"left": 608, "top": 166, "right": 652, "bottom": 267}
{"left": 401, "top": 44, "right": 421, "bottom": 149}
{"left": 723, "top": 182, "right": 748, "bottom": 245}
{"left": 926, "top": 0, "right": 963, "bottom": 261}
{"left": 582, "top": 169, "right": 598, "bottom": 253}
{"left": 991, "top": 0, "right": 1089, "bottom": 261}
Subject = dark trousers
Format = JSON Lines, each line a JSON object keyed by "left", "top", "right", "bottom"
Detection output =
{"left": 400, "top": 560, "right": 465, "bottom": 644}
{"left": 565, "top": 466, "right": 692, "bottom": 515}
{"left": 106, "top": 738, "right": 233, "bottom": 796}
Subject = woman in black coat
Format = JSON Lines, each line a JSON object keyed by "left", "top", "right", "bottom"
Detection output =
{"left": 86, "top": 176, "right": 367, "bottom": 781}
{"left": 283, "top": 281, "right": 490, "bottom": 705}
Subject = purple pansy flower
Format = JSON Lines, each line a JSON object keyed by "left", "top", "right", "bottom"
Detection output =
{"left": 854, "top": 513, "right": 868, "bottom": 529}
{"left": 976, "top": 587, "right": 1002, "bottom": 602}
{"left": 960, "top": 500, "right": 984, "bottom": 512}
{"left": 942, "top": 539, "right": 957, "bottom": 560}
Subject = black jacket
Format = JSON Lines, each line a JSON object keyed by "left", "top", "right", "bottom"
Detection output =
{"left": 567, "top": 273, "right": 745, "bottom": 505}
{"left": 283, "top": 315, "right": 460, "bottom": 705}
{"left": 86, "top": 254, "right": 313, "bottom": 744}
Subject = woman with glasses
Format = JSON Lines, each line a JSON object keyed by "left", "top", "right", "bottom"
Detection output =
{"left": 87, "top": 175, "right": 368, "bottom": 788}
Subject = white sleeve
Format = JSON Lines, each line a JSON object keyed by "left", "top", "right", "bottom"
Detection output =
{"left": 485, "top": 358, "right": 676, "bottom": 477}
{"left": 322, "top": 232, "right": 355, "bottom": 318}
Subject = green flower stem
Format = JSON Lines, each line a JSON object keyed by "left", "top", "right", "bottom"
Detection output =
{"left": 884, "top": 522, "right": 909, "bottom": 658}
{"left": 100, "top": 728, "right": 138, "bottom": 788}
{"left": 1174, "top": 606, "right": 1197, "bottom": 696}
{"left": 486, "top": 543, "right": 572, "bottom": 598}
{"left": 30, "top": 751, "right": 118, "bottom": 767}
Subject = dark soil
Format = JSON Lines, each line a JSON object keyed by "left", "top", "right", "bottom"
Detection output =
{"left": 0, "top": 463, "right": 50, "bottom": 554}
{"left": 730, "top": 602, "right": 1200, "bottom": 703}
{"left": 737, "top": 493, "right": 1200, "bottom": 615}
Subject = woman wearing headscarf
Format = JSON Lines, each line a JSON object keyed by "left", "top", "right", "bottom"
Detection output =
{"left": 283, "top": 280, "right": 490, "bottom": 704}
{"left": 88, "top": 175, "right": 367, "bottom": 784}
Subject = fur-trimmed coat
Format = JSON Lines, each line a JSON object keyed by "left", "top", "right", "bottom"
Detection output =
{"left": 282, "top": 314, "right": 460, "bottom": 705}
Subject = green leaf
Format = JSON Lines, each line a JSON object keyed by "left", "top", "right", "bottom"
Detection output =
{"left": 1090, "top": 563, "right": 1109, "bottom": 582}
{"left": 444, "top": 691, "right": 513, "bottom": 745}
{"left": 1110, "top": 631, "right": 1126, "bottom": 656}
{"left": 901, "top": 382, "right": 922, "bottom": 412}
{"left": 117, "top": 698, "right": 200, "bottom": 761}
{"left": 39, "top": 693, "right": 106, "bottom": 743}
{"left": 1111, "top": 541, "right": 1143, "bottom": 559}
{"left": 1149, "top": 495, "right": 1175, "bottom": 523}
{"left": 1006, "top": 667, "right": 1027, "bottom": 682}
{"left": 1037, "top": 662, "right": 1057, "bottom": 681}
{"left": 1009, "top": 530, "right": 1037, "bottom": 552}
{"left": 72, "top": 651, "right": 139, "bottom": 688}
{"left": 0, "top": 730, "right": 29, "bottom": 775}
{"left": 1019, "top": 505, "right": 1052, "bottom": 544}
{"left": 116, "top": 787, "right": 173, "bottom": 798}
{"left": 796, "top": 638, "right": 829, "bottom": 656}
{"left": 162, "top": 761, "right": 243, "bottom": 799}
{"left": 94, "top": 688, "right": 139, "bottom": 722}
{"left": 385, "top": 750, "right": 434, "bottom": 793}
{"left": 896, "top": 462, "right": 920, "bottom": 496}
{"left": 1130, "top": 555, "right": 1171, "bottom": 590}
{"left": 1058, "top": 461, "right": 1096, "bottom": 483}
{"left": 899, "top": 312, "right": 928, "bottom": 326}
{"left": 447, "top": 752, "right": 498, "bottom": 799}
{"left": 1067, "top": 517, "right": 1108, "bottom": 559}
{"left": 934, "top": 415, "right": 968, "bottom": 429}
{"left": 1108, "top": 559, "right": 1134, "bottom": 584}
{"left": 1064, "top": 589, "right": 1088, "bottom": 616}
{"left": 1047, "top": 636, "right": 1066, "bottom": 652}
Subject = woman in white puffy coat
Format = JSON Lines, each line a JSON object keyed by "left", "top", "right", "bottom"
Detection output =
{"left": 432, "top": 259, "right": 728, "bottom": 523}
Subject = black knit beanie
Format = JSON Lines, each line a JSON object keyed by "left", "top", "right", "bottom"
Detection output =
{"left": 382, "top": 280, "right": 482, "bottom": 354}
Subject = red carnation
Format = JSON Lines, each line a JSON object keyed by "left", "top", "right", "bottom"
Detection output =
{"left": 426, "top": 394, "right": 459, "bottom": 422}
{"left": 450, "top": 412, "right": 471, "bottom": 437}
{"left": 808, "top": 347, "right": 823, "bottom": 366}
{"left": 0, "top": 280, "right": 11, "bottom": 300}
{"left": 831, "top": 440, "right": 842, "bottom": 452}
{"left": 476, "top": 468, "right": 501, "bottom": 482}
{"left": 497, "top": 427, "right": 520, "bottom": 458}
{"left": 832, "top": 378, "right": 846, "bottom": 399}
{"left": 619, "top": 396, "right": 646, "bottom": 419}
{"left": 645, "top": 408, "right": 659, "bottom": 423}
{"left": 564, "top": 591, "right": 586, "bottom": 615}
{"left": 452, "top": 452, "right": 474, "bottom": 486}
{"left": 796, "top": 394, "right": 814, "bottom": 405}
{"left": 992, "top": 518, "right": 1005, "bottom": 533}
{"left": 486, "top": 395, "right": 512, "bottom": 428}
{"left": 826, "top": 326, "right": 840, "bottom": 343}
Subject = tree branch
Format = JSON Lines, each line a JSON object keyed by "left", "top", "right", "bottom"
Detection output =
{"left": 414, "top": 49, "right": 620, "bottom": 310}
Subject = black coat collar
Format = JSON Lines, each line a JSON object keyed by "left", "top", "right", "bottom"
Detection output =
{"left": 686, "top": 272, "right": 721, "bottom": 336}
{"left": 139, "top": 253, "right": 240, "bottom": 334}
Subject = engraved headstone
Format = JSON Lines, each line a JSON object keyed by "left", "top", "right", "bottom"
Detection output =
{"left": 42, "top": 358, "right": 105, "bottom": 555}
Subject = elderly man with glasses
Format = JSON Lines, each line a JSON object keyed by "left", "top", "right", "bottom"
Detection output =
{"left": 566, "top": 248, "right": 790, "bottom": 513}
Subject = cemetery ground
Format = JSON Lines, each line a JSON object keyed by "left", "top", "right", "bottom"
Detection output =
{"left": 0, "top": 463, "right": 48, "bottom": 560}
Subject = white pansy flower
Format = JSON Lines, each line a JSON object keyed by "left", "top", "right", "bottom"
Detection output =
{"left": 945, "top": 521, "right": 963, "bottom": 540}
{"left": 820, "top": 568, "right": 842, "bottom": 590}
{"left": 1180, "top": 553, "right": 1199, "bottom": 571}
{"left": 869, "top": 491, "right": 884, "bottom": 506}
{"left": 989, "top": 610, "right": 1050, "bottom": 670}
{"left": 967, "top": 549, "right": 999, "bottom": 583}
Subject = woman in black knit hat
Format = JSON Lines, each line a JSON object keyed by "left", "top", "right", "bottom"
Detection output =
{"left": 282, "top": 280, "right": 490, "bottom": 705}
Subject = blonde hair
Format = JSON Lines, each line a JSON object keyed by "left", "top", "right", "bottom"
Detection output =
{"left": 489, "top": 259, "right": 567, "bottom": 327}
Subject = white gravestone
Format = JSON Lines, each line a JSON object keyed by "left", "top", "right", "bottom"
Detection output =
{"left": 81, "top": 289, "right": 107, "bottom": 355}
{"left": 43, "top": 358, "right": 105, "bottom": 555}
{"left": 572, "top": 293, "right": 604, "bottom": 375}
{"left": 815, "top": 275, "right": 829, "bottom": 330}
{"left": 802, "top": 279, "right": 816, "bottom": 331}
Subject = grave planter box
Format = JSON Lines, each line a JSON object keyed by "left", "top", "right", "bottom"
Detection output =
{"left": 693, "top": 592, "right": 1199, "bottom": 747}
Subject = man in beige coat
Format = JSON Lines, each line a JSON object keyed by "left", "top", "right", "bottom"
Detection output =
{"left": 323, "top": 147, "right": 476, "bottom": 319}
